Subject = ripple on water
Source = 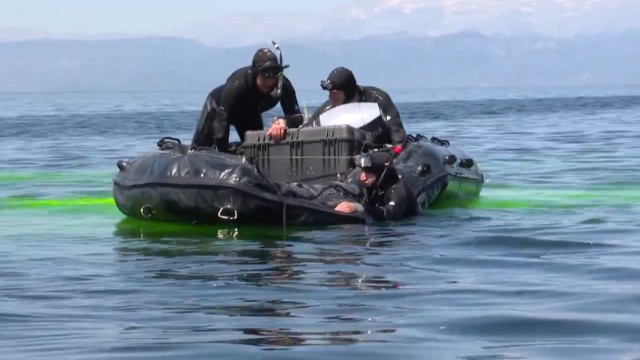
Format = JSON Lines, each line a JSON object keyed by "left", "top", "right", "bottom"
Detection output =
{"left": 2, "top": 91, "right": 640, "bottom": 359}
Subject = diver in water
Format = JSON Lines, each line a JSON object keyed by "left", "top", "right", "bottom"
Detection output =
{"left": 333, "top": 151, "right": 420, "bottom": 221}
{"left": 191, "top": 46, "right": 303, "bottom": 152}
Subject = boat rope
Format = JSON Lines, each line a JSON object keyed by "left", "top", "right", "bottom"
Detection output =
{"left": 238, "top": 155, "right": 357, "bottom": 159}
{"left": 305, "top": 182, "right": 363, "bottom": 201}
{"left": 251, "top": 159, "right": 287, "bottom": 234}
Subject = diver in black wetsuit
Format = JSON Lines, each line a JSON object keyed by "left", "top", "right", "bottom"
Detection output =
{"left": 190, "top": 46, "right": 303, "bottom": 152}
{"left": 334, "top": 151, "right": 420, "bottom": 221}
{"left": 307, "top": 67, "right": 407, "bottom": 147}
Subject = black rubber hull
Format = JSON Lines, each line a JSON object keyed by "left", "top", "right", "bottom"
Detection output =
{"left": 112, "top": 134, "right": 483, "bottom": 226}
{"left": 113, "top": 183, "right": 368, "bottom": 225}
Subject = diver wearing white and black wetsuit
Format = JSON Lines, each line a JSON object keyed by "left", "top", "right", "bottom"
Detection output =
{"left": 191, "top": 48, "right": 302, "bottom": 152}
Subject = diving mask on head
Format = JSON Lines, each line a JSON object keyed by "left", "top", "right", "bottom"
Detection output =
{"left": 320, "top": 79, "right": 333, "bottom": 91}
{"left": 354, "top": 153, "right": 373, "bottom": 169}
{"left": 258, "top": 65, "right": 284, "bottom": 79}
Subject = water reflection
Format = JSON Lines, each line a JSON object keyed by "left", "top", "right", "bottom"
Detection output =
{"left": 324, "top": 271, "right": 400, "bottom": 290}
{"left": 165, "top": 299, "right": 309, "bottom": 318}
{"left": 227, "top": 327, "right": 396, "bottom": 347}
{"left": 113, "top": 217, "right": 296, "bottom": 242}
{"left": 110, "top": 217, "right": 409, "bottom": 348}
{"left": 112, "top": 218, "right": 406, "bottom": 261}
{"left": 113, "top": 218, "right": 407, "bottom": 289}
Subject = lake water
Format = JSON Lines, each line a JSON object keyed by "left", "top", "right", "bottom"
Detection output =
{"left": 2, "top": 85, "right": 640, "bottom": 359}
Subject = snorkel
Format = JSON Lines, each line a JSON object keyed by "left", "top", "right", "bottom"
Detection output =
{"left": 270, "top": 40, "right": 288, "bottom": 100}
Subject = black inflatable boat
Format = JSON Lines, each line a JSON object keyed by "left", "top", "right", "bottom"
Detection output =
{"left": 112, "top": 103, "right": 484, "bottom": 225}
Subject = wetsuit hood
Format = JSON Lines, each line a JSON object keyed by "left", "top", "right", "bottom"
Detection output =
{"left": 252, "top": 48, "right": 284, "bottom": 76}
{"left": 356, "top": 151, "right": 399, "bottom": 190}
{"left": 321, "top": 67, "right": 358, "bottom": 102}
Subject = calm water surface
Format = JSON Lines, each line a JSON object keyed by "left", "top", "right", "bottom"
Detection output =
{"left": 1, "top": 86, "right": 640, "bottom": 359}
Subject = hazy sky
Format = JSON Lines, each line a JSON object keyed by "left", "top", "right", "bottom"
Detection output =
{"left": 2, "top": 0, "right": 639, "bottom": 46}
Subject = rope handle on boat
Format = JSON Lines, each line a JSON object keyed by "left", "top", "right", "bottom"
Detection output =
{"left": 217, "top": 207, "right": 238, "bottom": 220}
{"left": 406, "top": 133, "right": 447, "bottom": 146}
{"left": 157, "top": 137, "right": 182, "bottom": 148}
{"left": 430, "top": 136, "right": 450, "bottom": 146}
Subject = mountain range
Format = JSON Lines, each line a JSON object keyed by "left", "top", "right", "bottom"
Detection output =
{"left": 1, "top": 31, "right": 639, "bottom": 92}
